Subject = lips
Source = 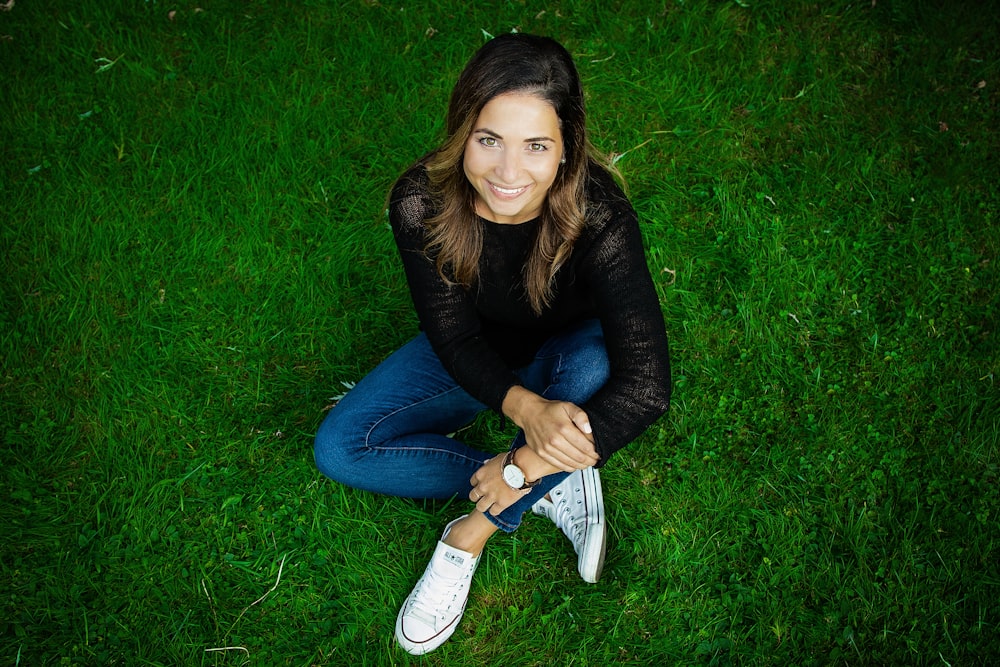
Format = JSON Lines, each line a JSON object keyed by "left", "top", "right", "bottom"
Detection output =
{"left": 488, "top": 181, "right": 529, "bottom": 199}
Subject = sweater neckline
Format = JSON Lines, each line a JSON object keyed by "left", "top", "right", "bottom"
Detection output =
{"left": 479, "top": 215, "right": 539, "bottom": 228}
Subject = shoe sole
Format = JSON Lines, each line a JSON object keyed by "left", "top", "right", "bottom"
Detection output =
{"left": 395, "top": 601, "right": 465, "bottom": 655}
{"left": 579, "top": 467, "right": 606, "bottom": 583}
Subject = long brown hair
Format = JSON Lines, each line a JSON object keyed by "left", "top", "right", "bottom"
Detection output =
{"left": 421, "top": 33, "right": 610, "bottom": 314}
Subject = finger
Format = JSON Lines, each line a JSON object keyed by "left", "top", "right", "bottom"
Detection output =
{"left": 558, "top": 436, "right": 596, "bottom": 464}
{"left": 558, "top": 424, "right": 596, "bottom": 457}
{"left": 565, "top": 405, "right": 593, "bottom": 436}
{"left": 488, "top": 493, "right": 519, "bottom": 515}
{"left": 529, "top": 435, "right": 584, "bottom": 470}
{"left": 545, "top": 426, "right": 597, "bottom": 461}
{"left": 544, "top": 443, "right": 597, "bottom": 472}
{"left": 555, "top": 427, "right": 599, "bottom": 466}
{"left": 536, "top": 446, "right": 579, "bottom": 473}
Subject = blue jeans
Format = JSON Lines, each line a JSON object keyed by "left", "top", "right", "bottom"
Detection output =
{"left": 314, "top": 319, "right": 609, "bottom": 532}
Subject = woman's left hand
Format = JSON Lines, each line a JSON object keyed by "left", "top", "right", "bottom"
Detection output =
{"left": 469, "top": 455, "right": 530, "bottom": 516}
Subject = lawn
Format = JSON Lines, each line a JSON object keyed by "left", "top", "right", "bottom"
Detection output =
{"left": 2, "top": 0, "right": 998, "bottom": 665}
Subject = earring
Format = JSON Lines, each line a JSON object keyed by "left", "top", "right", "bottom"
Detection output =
{"left": 560, "top": 157, "right": 566, "bottom": 164}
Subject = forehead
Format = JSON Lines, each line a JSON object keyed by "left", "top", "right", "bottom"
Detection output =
{"left": 475, "top": 93, "right": 561, "bottom": 136}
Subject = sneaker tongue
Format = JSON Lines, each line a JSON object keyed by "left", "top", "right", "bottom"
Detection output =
{"left": 432, "top": 542, "right": 475, "bottom": 578}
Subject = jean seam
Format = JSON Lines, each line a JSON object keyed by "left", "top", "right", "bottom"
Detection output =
{"left": 367, "top": 443, "right": 486, "bottom": 467}
{"left": 364, "top": 384, "right": 474, "bottom": 448}
{"left": 529, "top": 351, "right": 562, "bottom": 398}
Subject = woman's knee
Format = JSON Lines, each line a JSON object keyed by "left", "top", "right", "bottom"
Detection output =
{"left": 559, "top": 333, "right": 611, "bottom": 391}
{"left": 313, "top": 407, "right": 366, "bottom": 484}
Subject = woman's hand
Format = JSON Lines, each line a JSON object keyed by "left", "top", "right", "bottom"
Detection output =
{"left": 502, "top": 386, "right": 599, "bottom": 473}
{"left": 469, "top": 455, "right": 530, "bottom": 516}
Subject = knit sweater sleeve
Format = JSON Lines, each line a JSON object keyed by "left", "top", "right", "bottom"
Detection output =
{"left": 576, "top": 176, "right": 672, "bottom": 465}
{"left": 387, "top": 168, "right": 523, "bottom": 412}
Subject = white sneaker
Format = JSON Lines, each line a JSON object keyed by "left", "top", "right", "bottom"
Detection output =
{"left": 532, "top": 467, "right": 606, "bottom": 583}
{"left": 395, "top": 516, "right": 479, "bottom": 655}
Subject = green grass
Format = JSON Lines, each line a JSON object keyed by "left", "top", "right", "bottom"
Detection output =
{"left": 2, "top": 0, "right": 998, "bottom": 664}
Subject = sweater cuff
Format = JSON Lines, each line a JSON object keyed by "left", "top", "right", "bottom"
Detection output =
{"left": 495, "top": 380, "right": 525, "bottom": 429}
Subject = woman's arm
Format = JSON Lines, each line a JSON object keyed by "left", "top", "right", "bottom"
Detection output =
{"left": 501, "top": 385, "right": 599, "bottom": 473}
{"left": 575, "top": 193, "right": 672, "bottom": 465}
{"left": 388, "top": 170, "right": 524, "bottom": 413}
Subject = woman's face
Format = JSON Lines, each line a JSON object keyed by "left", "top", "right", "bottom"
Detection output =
{"left": 463, "top": 92, "right": 564, "bottom": 225}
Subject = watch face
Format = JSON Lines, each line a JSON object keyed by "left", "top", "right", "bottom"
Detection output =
{"left": 503, "top": 464, "right": 526, "bottom": 489}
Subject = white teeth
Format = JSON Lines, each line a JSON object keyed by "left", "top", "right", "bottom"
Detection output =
{"left": 492, "top": 183, "right": 525, "bottom": 195}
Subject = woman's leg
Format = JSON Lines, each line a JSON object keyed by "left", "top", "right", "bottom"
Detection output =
{"left": 316, "top": 319, "right": 608, "bottom": 530}
{"left": 395, "top": 319, "right": 611, "bottom": 653}
{"left": 313, "top": 333, "right": 492, "bottom": 500}
{"left": 486, "top": 318, "right": 610, "bottom": 533}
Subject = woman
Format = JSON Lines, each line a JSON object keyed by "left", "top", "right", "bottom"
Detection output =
{"left": 314, "top": 33, "right": 671, "bottom": 655}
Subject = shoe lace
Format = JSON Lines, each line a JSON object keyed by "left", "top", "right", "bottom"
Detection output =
{"left": 550, "top": 488, "right": 588, "bottom": 549}
{"left": 408, "top": 564, "right": 467, "bottom": 626}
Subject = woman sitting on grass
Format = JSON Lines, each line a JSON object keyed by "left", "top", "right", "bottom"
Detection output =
{"left": 314, "top": 32, "right": 671, "bottom": 655}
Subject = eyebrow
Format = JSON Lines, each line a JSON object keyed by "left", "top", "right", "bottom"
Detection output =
{"left": 473, "top": 128, "right": 557, "bottom": 143}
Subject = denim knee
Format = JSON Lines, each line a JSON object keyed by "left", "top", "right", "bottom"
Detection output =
{"left": 313, "top": 407, "right": 358, "bottom": 485}
{"left": 543, "top": 330, "right": 610, "bottom": 403}
{"left": 566, "top": 334, "right": 610, "bottom": 388}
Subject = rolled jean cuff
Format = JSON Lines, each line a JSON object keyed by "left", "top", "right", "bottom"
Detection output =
{"left": 482, "top": 468, "right": 571, "bottom": 533}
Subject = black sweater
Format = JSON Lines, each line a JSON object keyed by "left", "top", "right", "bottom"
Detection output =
{"left": 388, "top": 163, "right": 671, "bottom": 465}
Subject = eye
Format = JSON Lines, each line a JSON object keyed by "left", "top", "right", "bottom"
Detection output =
{"left": 528, "top": 143, "right": 548, "bottom": 152}
{"left": 478, "top": 136, "right": 498, "bottom": 147}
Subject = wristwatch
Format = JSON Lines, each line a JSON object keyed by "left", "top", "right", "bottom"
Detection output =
{"left": 501, "top": 448, "right": 539, "bottom": 491}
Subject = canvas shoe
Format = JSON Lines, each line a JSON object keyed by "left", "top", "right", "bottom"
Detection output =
{"left": 532, "top": 467, "right": 606, "bottom": 583}
{"left": 395, "top": 516, "right": 480, "bottom": 655}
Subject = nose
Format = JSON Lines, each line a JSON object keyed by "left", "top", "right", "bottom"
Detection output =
{"left": 495, "top": 149, "right": 520, "bottom": 184}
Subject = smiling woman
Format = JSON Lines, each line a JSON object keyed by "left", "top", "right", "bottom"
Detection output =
{"left": 463, "top": 93, "right": 564, "bottom": 224}
{"left": 312, "top": 33, "right": 672, "bottom": 655}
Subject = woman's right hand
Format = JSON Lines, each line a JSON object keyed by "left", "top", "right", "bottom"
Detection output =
{"left": 502, "top": 386, "right": 599, "bottom": 473}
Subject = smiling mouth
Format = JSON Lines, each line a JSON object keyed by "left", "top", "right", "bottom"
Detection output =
{"left": 488, "top": 182, "right": 529, "bottom": 198}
